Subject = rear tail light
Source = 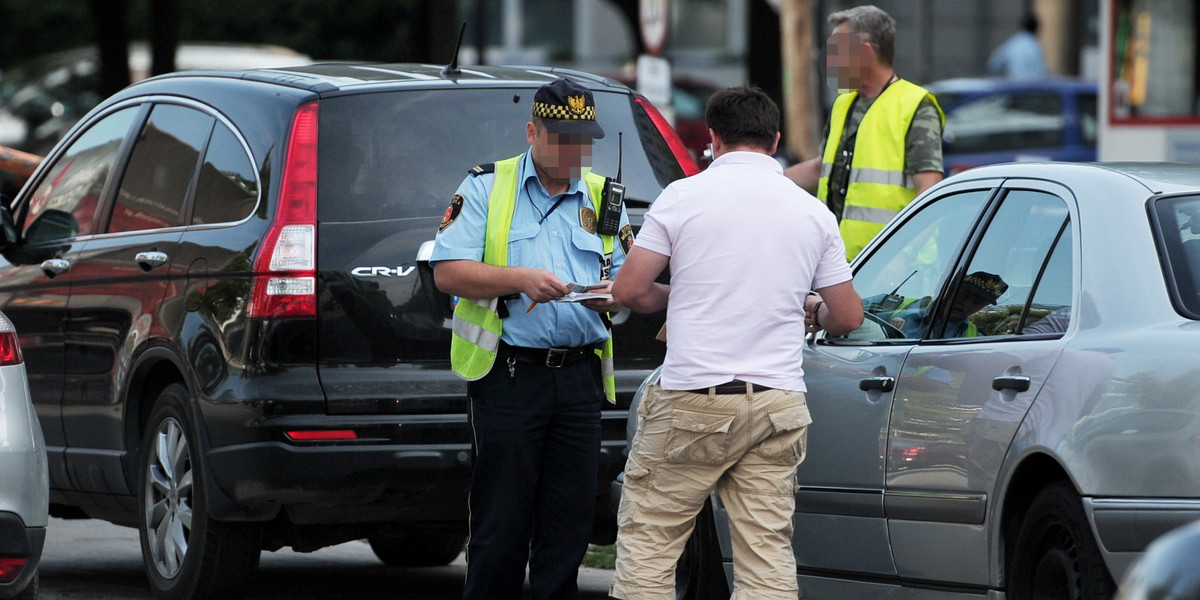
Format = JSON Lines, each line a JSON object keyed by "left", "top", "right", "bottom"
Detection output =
{"left": 0, "top": 557, "right": 27, "bottom": 583}
{"left": 0, "top": 313, "right": 23, "bottom": 365}
{"left": 248, "top": 101, "right": 319, "bottom": 319}
{"left": 636, "top": 96, "right": 700, "bottom": 177}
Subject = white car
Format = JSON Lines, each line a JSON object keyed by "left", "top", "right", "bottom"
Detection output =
{"left": 0, "top": 311, "right": 47, "bottom": 600}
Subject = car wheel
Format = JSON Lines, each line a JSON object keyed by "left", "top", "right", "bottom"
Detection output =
{"left": 367, "top": 532, "right": 466, "bottom": 567}
{"left": 1009, "top": 481, "right": 1116, "bottom": 600}
{"left": 139, "top": 383, "right": 262, "bottom": 600}
{"left": 675, "top": 500, "right": 729, "bottom": 600}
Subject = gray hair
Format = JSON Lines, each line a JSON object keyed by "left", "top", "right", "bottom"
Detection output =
{"left": 829, "top": 5, "right": 896, "bottom": 66}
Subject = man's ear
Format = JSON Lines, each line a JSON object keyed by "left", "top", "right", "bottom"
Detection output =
{"left": 526, "top": 121, "right": 537, "bottom": 145}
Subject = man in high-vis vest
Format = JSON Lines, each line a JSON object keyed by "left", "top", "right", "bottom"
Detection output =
{"left": 785, "top": 5, "right": 945, "bottom": 261}
{"left": 430, "top": 78, "right": 632, "bottom": 600}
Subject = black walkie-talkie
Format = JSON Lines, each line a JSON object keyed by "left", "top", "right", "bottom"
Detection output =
{"left": 598, "top": 132, "right": 624, "bottom": 236}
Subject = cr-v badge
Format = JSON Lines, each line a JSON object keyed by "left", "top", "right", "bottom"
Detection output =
{"left": 351, "top": 266, "right": 416, "bottom": 277}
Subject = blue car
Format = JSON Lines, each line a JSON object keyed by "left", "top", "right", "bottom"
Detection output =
{"left": 927, "top": 77, "right": 1097, "bottom": 176}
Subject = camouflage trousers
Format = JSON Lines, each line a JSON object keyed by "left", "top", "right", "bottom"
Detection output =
{"left": 610, "top": 383, "right": 811, "bottom": 600}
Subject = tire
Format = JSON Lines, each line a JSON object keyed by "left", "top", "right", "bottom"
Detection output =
{"left": 139, "top": 383, "right": 263, "bottom": 600}
{"left": 367, "top": 532, "right": 466, "bottom": 567}
{"left": 675, "top": 501, "right": 730, "bottom": 600}
{"left": 1009, "top": 481, "right": 1116, "bottom": 600}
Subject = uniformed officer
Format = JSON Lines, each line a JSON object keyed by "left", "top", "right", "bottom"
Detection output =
{"left": 430, "top": 77, "right": 632, "bottom": 600}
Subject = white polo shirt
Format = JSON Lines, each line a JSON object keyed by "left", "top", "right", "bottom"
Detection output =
{"left": 635, "top": 151, "right": 852, "bottom": 391}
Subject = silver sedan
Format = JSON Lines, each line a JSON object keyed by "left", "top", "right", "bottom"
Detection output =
{"left": 617, "top": 162, "right": 1200, "bottom": 600}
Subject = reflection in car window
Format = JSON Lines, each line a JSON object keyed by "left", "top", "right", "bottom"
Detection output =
{"left": 1022, "top": 226, "right": 1073, "bottom": 334}
{"left": 953, "top": 189, "right": 1069, "bottom": 338}
{"left": 109, "top": 104, "right": 214, "bottom": 233}
{"left": 944, "top": 92, "right": 1064, "bottom": 153}
{"left": 22, "top": 106, "right": 139, "bottom": 243}
{"left": 191, "top": 123, "right": 259, "bottom": 225}
{"left": 848, "top": 190, "right": 991, "bottom": 341}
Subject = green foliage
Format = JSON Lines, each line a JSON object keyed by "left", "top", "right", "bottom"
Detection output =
{"left": 583, "top": 544, "right": 616, "bottom": 569}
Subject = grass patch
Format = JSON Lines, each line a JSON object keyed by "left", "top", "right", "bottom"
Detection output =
{"left": 582, "top": 544, "right": 616, "bottom": 569}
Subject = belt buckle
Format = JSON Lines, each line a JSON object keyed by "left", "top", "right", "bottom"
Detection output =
{"left": 545, "top": 347, "right": 568, "bottom": 368}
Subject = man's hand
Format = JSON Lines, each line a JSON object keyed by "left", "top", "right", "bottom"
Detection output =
{"left": 580, "top": 280, "right": 619, "bottom": 313}
{"left": 522, "top": 269, "right": 570, "bottom": 303}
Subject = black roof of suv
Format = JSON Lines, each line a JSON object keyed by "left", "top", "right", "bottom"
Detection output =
{"left": 0, "top": 62, "right": 694, "bottom": 600}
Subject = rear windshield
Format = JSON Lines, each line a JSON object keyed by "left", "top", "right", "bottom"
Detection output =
{"left": 317, "top": 87, "right": 684, "bottom": 222}
{"left": 1153, "top": 194, "right": 1200, "bottom": 318}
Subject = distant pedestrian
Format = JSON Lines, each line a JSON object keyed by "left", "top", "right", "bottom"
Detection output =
{"left": 988, "top": 13, "right": 1048, "bottom": 80}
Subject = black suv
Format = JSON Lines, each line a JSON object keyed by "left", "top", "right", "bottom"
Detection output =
{"left": 0, "top": 63, "right": 692, "bottom": 599}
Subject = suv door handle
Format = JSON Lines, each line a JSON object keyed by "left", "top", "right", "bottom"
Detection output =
{"left": 135, "top": 251, "right": 169, "bottom": 271}
{"left": 859, "top": 376, "right": 895, "bottom": 392}
{"left": 992, "top": 375, "right": 1031, "bottom": 392}
{"left": 40, "top": 258, "right": 70, "bottom": 278}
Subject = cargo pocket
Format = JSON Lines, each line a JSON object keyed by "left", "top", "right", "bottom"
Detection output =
{"left": 664, "top": 407, "right": 737, "bottom": 465}
{"left": 755, "top": 404, "right": 813, "bottom": 465}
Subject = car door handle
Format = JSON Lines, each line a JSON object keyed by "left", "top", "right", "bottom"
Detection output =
{"left": 40, "top": 258, "right": 70, "bottom": 278}
{"left": 992, "top": 375, "right": 1031, "bottom": 392}
{"left": 135, "top": 251, "right": 169, "bottom": 271}
{"left": 859, "top": 376, "right": 895, "bottom": 392}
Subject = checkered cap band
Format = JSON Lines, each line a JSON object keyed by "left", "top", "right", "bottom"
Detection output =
{"left": 532, "top": 101, "right": 597, "bottom": 122}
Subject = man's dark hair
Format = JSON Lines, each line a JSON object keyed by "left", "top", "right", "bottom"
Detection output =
{"left": 704, "top": 86, "right": 779, "bottom": 151}
{"left": 1022, "top": 13, "right": 1039, "bottom": 34}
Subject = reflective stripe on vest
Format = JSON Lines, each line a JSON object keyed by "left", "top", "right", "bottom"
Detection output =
{"left": 449, "top": 154, "right": 618, "bottom": 402}
{"left": 818, "top": 80, "right": 944, "bottom": 261}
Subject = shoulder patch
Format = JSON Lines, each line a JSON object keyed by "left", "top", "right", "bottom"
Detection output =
{"left": 618, "top": 224, "right": 635, "bottom": 255}
{"left": 439, "top": 194, "right": 465, "bottom": 232}
{"left": 469, "top": 163, "right": 496, "bottom": 177}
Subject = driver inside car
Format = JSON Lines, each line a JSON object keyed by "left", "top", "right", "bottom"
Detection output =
{"left": 865, "top": 271, "right": 1008, "bottom": 338}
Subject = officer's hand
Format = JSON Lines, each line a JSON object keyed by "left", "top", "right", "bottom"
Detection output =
{"left": 523, "top": 269, "right": 570, "bottom": 303}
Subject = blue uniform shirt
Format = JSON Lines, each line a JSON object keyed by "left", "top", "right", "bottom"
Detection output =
{"left": 431, "top": 150, "right": 630, "bottom": 348}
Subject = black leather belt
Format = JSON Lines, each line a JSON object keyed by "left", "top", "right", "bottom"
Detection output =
{"left": 501, "top": 343, "right": 596, "bottom": 368}
{"left": 684, "top": 380, "right": 777, "bottom": 395}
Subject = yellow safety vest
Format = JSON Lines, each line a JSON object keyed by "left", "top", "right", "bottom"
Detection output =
{"left": 886, "top": 296, "right": 978, "bottom": 338}
{"left": 818, "top": 79, "right": 944, "bottom": 261}
{"left": 450, "top": 154, "right": 617, "bottom": 402}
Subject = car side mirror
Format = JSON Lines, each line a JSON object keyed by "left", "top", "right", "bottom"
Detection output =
{"left": 23, "top": 208, "right": 78, "bottom": 244}
{"left": 0, "top": 205, "right": 16, "bottom": 248}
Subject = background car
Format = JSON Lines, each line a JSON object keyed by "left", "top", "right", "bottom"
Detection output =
{"left": 617, "top": 161, "right": 1200, "bottom": 599}
{"left": 0, "top": 311, "right": 48, "bottom": 600}
{"left": 927, "top": 77, "right": 1097, "bottom": 176}
{"left": 607, "top": 72, "right": 720, "bottom": 166}
{"left": 0, "top": 62, "right": 694, "bottom": 600}
{"left": 0, "top": 42, "right": 313, "bottom": 157}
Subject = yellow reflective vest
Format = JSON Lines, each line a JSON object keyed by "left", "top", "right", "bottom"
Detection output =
{"left": 818, "top": 79, "right": 944, "bottom": 261}
{"left": 450, "top": 154, "right": 617, "bottom": 402}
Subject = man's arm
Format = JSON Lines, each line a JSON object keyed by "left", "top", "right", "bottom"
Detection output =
{"left": 913, "top": 170, "right": 943, "bottom": 195}
{"left": 433, "top": 260, "right": 569, "bottom": 303}
{"left": 784, "top": 157, "right": 822, "bottom": 195}
{"left": 611, "top": 246, "right": 671, "bottom": 313}
{"left": 805, "top": 280, "right": 864, "bottom": 335}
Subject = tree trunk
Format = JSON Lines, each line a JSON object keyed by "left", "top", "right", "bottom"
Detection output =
{"left": 91, "top": 0, "right": 130, "bottom": 98}
{"left": 150, "top": 0, "right": 180, "bottom": 76}
{"left": 780, "top": 0, "right": 819, "bottom": 162}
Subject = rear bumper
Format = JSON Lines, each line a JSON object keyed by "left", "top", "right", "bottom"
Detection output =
{"left": 204, "top": 411, "right": 629, "bottom": 525}
{"left": 0, "top": 512, "right": 44, "bottom": 599}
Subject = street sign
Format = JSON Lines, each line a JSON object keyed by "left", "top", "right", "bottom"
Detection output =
{"left": 639, "top": 0, "right": 669, "bottom": 57}
{"left": 636, "top": 54, "right": 673, "bottom": 124}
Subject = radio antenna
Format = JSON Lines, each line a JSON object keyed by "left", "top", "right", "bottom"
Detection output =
{"left": 616, "top": 132, "right": 623, "bottom": 183}
{"left": 442, "top": 21, "right": 467, "bottom": 76}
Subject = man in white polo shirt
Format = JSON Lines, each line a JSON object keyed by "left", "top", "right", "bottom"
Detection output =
{"left": 609, "top": 86, "right": 864, "bottom": 600}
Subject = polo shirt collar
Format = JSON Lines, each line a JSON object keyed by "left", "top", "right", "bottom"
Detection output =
{"left": 709, "top": 150, "right": 783, "bottom": 173}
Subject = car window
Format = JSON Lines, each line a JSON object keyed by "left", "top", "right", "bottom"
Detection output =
{"left": 949, "top": 189, "right": 1070, "bottom": 338}
{"left": 1021, "top": 225, "right": 1073, "bottom": 335}
{"left": 1151, "top": 194, "right": 1200, "bottom": 318}
{"left": 316, "top": 88, "right": 683, "bottom": 222}
{"left": 944, "top": 92, "right": 1064, "bottom": 153}
{"left": 108, "top": 104, "right": 214, "bottom": 233}
{"left": 21, "top": 106, "right": 139, "bottom": 244}
{"left": 190, "top": 123, "right": 260, "bottom": 225}
{"left": 847, "top": 189, "right": 991, "bottom": 341}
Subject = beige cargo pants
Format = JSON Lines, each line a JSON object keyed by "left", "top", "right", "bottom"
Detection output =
{"left": 610, "top": 382, "right": 811, "bottom": 600}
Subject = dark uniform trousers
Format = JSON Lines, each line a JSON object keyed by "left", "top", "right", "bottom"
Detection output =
{"left": 463, "top": 349, "right": 604, "bottom": 600}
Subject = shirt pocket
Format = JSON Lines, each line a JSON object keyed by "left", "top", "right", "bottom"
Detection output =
{"left": 507, "top": 223, "right": 540, "bottom": 266}
{"left": 665, "top": 407, "right": 737, "bottom": 465}
{"left": 754, "top": 403, "right": 813, "bottom": 465}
